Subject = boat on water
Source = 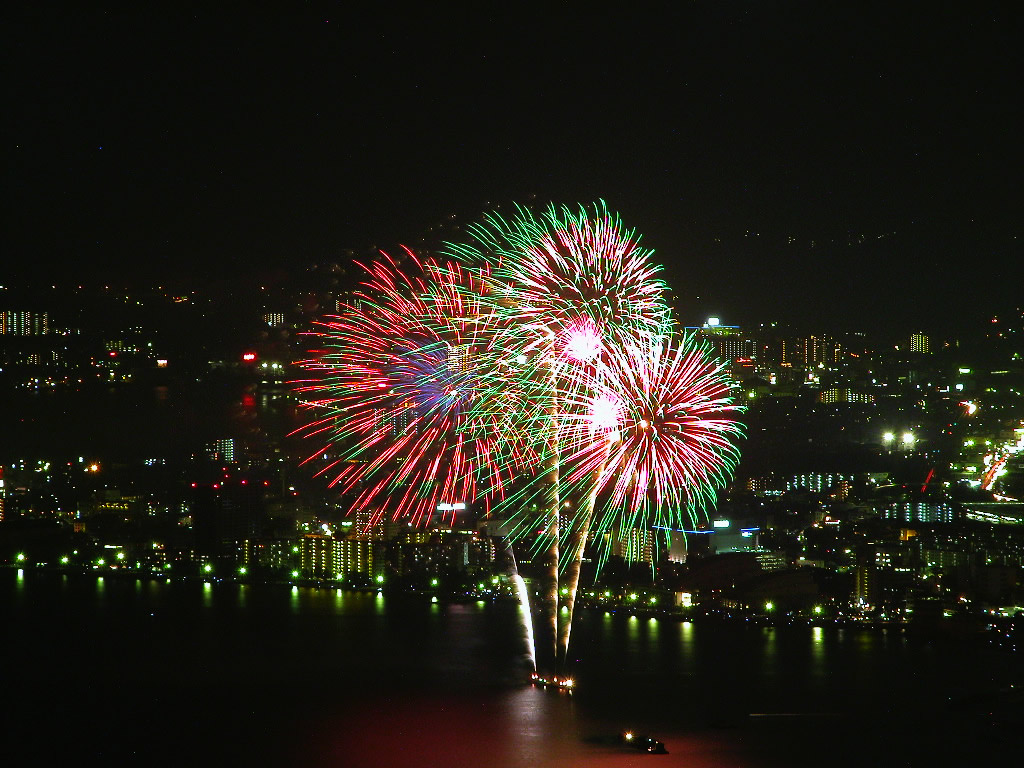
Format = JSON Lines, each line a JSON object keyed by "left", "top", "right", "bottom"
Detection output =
{"left": 621, "top": 731, "right": 668, "bottom": 754}
{"left": 529, "top": 672, "right": 574, "bottom": 692}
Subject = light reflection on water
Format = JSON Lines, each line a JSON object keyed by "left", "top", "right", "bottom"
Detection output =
{"left": 3, "top": 571, "right": 1019, "bottom": 767}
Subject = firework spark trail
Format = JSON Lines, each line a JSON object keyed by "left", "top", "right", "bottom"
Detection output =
{"left": 293, "top": 249, "right": 535, "bottom": 528}
{"left": 561, "top": 336, "right": 744, "bottom": 548}
{"left": 294, "top": 203, "right": 744, "bottom": 679}
{"left": 550, "top": 336, "right": 744, "bottom": 662}
{"left": 446, "top": 202, "right": 675, "bottom": 674}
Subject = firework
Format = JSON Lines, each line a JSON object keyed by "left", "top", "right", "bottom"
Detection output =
{"left": 295, "top": 203, "right": 744, "bottom": 679}
{"left": 445, "top": 201, "right": 673, "bottom": 673}
{"left": 446, "top": 200, "right": 671, "bottom": 356}
{"left": 551, "top": 335, "right": 743, "bottom": 662}
{"left": 564, "top": 335, "right": 745, "bottom": 551}
{"left": 294, "top": 249, "right": 531, "bottom": 528}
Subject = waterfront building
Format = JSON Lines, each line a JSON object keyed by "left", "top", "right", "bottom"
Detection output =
{"left": 301, "top": 533, "right": 374, "bottom": 579}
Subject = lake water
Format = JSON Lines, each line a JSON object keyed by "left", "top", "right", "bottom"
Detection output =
{"left": 3, "top": 570, "right": 1021, "bottom": 767}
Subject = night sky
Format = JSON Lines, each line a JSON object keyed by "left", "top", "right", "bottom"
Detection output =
{"left": 7, "top": 4, "right": 1021, "bottom": 336}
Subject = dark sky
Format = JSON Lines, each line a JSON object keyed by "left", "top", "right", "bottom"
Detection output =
{"left": 6, "top": 4, "right": 1022, "bottom": 336}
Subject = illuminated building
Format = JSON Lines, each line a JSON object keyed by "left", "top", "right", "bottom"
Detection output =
{"left": 0, "top": 467, "right": 5, "bottom": 522}
{"left": 300, "top": 534, "right": 373, "bottom": 578}
{"left": 786, "top": 473, "right": 853, "bottom": 495}
{"left": 754, "top": 550, "right": 788, "bottom": 572}
{"left": 612, "top": 527, "right": 654, "bottom": 564}
{"left": 0, "top": 310, "right": 49, "bottom": 335}
{"left": 854, "top": 565, "right": 876, "bottom": 607}
{"left": 447, "top": 343, "right": 471, "bottom": 375}
{"left": 206, "top": 438, "right": 236, "bottom": 463}
{"left": 818, "top": 388, "right": 874, "bottom": 405}
{"left": 242, "top": 538, "right": 292, "bottom": 570}
{"left": 685, "top": 318, "right": 758, "bottom": 362}
{"left": 909, "top": 332, "right": 930, "bottom": 354}
{"left": 352, "top": 509, "right": 404, "bottom": 540}
{"left": 374, "top": 404, "right": 414, "bottom": 436}
{"left": 262, "top": 312, "right": 285, "bottom": 327}
{"left": 191, "top": 482, "right": 267, "bottom": 558}
{"left": 881, "top": 501, "right": 957, "bottom": 524}
{"left": 802, "top": 335, "right": 842, "bottom": 367}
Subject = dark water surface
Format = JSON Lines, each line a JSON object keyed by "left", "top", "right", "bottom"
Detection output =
{"left": 3, "top": 571, "right": 1021, "bottom": 767}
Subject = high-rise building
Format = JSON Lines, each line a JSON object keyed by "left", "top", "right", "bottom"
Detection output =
{"left": 374, "top": 403, "right": 414, "bottom": 436}
{"left": 910, "top": 332, "right": 930, "bottom": 354}
{"left": 207, "top": 438, "right": 236, "bottom": 463}
{"left": 300, "top": 534, "right": 374, "bottom": 578}
{"left": 447, "top": 343, "right": 471, "bottom": 375}
{"left": 854, "top": 565, "right": 876, "bottom": 607}
{"left": 612, "top": 527, "right": 654, "bottom": 564}
{"left": 803, "top": 335, "right": 842, "bottom": 366}
{"left": 686, "top": 318, "right": 758, "bottom": 363}
{"left": 0, "top": 311, "right": 49, "bottom": 335}
{"left": 191, "top": 482, "right": 268, "bottom": 558}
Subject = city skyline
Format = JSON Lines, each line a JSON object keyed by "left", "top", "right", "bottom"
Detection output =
{"left": 7, "top": 5, "right": 1021, "bottom": 336}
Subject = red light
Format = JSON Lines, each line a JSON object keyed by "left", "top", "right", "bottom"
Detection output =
{"left": 242, "top": 352, "right": 257, "bottom": 362}
{"left": 241, "top": 479, "right": 247, "bottom": 485}
{"left": 190, "top": 483, "right": 197, "bottom": 488}
{"left": 109, "top": 351, "right": 117, "bottom": 357}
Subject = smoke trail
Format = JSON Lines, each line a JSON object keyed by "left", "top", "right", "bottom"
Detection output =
{"left": 507, "top": 546, "right": 537, "bottom": 672}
